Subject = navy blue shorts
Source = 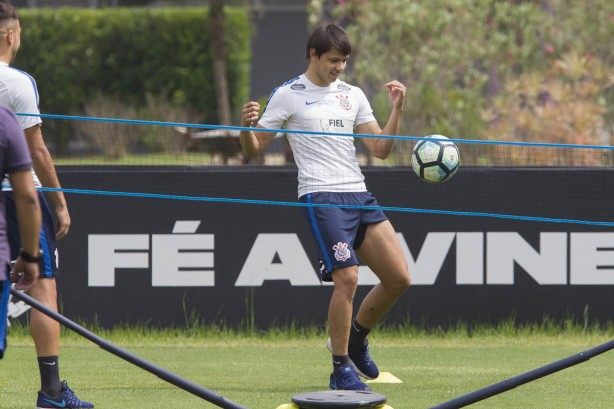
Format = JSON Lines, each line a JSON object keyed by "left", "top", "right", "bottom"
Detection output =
{"left": 0, "top": 279, "right": 9, "bottom": 359}
{"left": 5, "top": 191, "right": 59, "bottom": 278}
{"left": 300, "top": 192, "right": 388, "bottom": 282}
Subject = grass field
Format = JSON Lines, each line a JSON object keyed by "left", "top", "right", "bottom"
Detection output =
{"left": 1, "top": 324, "right": 612, "bottom": 409}
{"left": 54, "top": 152, "right": 217, "bottom": 166}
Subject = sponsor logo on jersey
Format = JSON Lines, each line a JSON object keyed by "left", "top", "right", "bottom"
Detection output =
{"left": 291, "top": 83, "right": 306, "bottom": 90}
{"left": 337, "top": 83, "right": 351, "bottom": 91}
{"left": 336, "top": 94, "right": 352, "bottom": 111}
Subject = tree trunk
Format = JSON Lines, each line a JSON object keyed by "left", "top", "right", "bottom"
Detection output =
{"left": 209, "top": 0, "right": 232, "bottom": 127}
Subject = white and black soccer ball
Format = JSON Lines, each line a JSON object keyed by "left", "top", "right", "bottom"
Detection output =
{"left": 411, "top": 135, "right": 460, "bottom": 183}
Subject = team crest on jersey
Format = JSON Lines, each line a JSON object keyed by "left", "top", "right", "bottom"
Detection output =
{"left": 333, "top": 242, "right": 351, "bottom": 262}
{"left": 337, "top": 83, "right": 351, "bottom": 91}
{"left": 291, "top": 83, "right": 306, "bottom": 90}
{"left": 336, "top": 94, "right": 352, "bottom": 111}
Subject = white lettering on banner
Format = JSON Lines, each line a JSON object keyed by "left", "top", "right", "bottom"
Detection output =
{"left": 87, "top": 224, "right": 614, "bottom": 287}
{"left": 570, "top": 233, "right": 614, "bottom": 284}
{"left": 487, "top": 233, "right": 567, "bottom": 285}
{"left": 409, "top": 232, "right": 455, "bottom": 285}
{"left": 88, "top": 221, "right": 214, "bottom": 287}
{"left": 456, "top": 232, "right": 484, "bottom": 284}
{"left": 88, "top": 235, "right": 149, "bottom": 286}
{"left": 235, "top": 233, "right": 320, "bottom": 286}
{"left": 152, "top": 220, "right": 215, "bottom": 287}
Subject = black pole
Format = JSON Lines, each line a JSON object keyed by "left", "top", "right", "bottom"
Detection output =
{"left": 10, "top": 288, "right": 250, "bottom": 409}
{"left": 430, "top": 339, "right": 614, "bottom": 409}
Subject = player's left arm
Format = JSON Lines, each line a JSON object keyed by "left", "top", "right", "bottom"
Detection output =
{"left": 24, "top": 124, "right": 71, "bottom": 240}
{"left": 358, "top": 80, "right": 406, "bottom": 160}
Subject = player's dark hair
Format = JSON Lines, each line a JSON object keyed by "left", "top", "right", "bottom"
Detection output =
{"left": 0, "top": 2, "right": 19, "bottom": 26}
{"left": 305, "top": 23, "right": 351, "bottom": 59}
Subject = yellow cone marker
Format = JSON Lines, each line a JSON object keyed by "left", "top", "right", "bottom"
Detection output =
{"left": 365, "top": 372, "right": 403, "bottom": 384}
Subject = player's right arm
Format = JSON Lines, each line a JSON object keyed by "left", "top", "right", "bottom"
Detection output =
{"left": 24, "top": 124, "right": 71, "bottom": 239}
{"left": 239, "top": 101, "right": 276, "bottom": 157}
{"left": 11, "top": 73, "right": 71, "bottom": 239}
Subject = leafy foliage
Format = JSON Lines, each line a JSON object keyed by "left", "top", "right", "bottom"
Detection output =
{"left": 15, "top": 7, "right": 250, "bottom": 154}
{"left": 485, "top": 51, "right": 614, "bottom": 165}
{"left": 308, "top": 0, "right": 614, "bottom": 157}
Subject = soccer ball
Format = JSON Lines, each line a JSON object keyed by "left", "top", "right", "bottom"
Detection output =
{"left": 411, "top": 135, "right": 460, "bottom": 183}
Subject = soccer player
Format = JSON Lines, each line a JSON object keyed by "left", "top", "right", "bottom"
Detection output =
{"left": 240, "top": 22, "right": 411, "bottom": 391}
{"left": 0, "top": 106, "right": 41, "bottom": 359}
{"left": 0, "top": 3, "right": 93, "bottom": 407}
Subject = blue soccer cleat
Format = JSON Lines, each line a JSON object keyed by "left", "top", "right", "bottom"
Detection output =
{"left": 348, "top": 338, "right": 380, "bottom": 380}
{"left": 326, "top": 337, "right": 380, "bottom": 380}
{"left": 329, "top": 364, "right": 372, "bottom": 391}
{"left": 36, "top": 380, "right": 94, "bottom": 409}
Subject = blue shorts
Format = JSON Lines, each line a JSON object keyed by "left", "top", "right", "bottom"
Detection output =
{"left": 0, "top": 279, "right": 9, "bottom": 359}
{"left": 5, "top": 191, "right": 59, "bottom": 278}
{"left": 300, "top": 192, "right": 388, "bottom": 282}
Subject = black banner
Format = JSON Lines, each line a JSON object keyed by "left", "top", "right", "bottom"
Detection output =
{"left": 9, "top": 167, "right": 612, "bottom": 329}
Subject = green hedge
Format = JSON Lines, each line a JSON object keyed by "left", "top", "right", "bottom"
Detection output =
{"left": 15, "top": 7, "right": 250, "bottom": 124}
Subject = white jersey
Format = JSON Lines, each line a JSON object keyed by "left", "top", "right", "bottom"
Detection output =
{"left": 258, "top": 74, "right": 376, "bottom": 197}
{"left": 0, "top": 61, "right": 43, "bottom": 189}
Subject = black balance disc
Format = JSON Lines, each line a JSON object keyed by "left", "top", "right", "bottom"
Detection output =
{"left": 291, "top": 391, "right": 387, "bottom": 409}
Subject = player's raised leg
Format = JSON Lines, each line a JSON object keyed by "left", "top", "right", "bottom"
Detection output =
{"left": 350, "top": 220, "right": 410, "bottom": 379}
{"left": 356, "top": 220, "right": 410, "bottom": 327}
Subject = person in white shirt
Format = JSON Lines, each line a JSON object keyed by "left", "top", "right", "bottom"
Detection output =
{"left": 240, "top": 22, "right": 411, "bottom": 391}
{"left": 0, "top": 3, "right": 92, "bottom": 408}
{"left": 0, "top": 106, "right": 42, "bottom": 360}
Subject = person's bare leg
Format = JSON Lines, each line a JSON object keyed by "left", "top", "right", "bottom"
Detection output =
{"left": 355, "top": 220, "right": 410, "bottom": 329}
{"left": 28, "top": 277, "right": 60, "bottom": 357}
{"left": 328, "top": 265, "right": 359, "bottom": 356}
